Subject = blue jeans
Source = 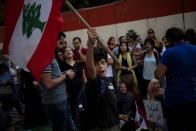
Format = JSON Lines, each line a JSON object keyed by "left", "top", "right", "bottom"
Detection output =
{"left": 44, "top": 100, "right": 76, "bottom": 131}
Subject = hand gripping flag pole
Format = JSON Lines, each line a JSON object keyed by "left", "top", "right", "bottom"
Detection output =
{"left": 64, "top": 0, "right": 121, "bottom": 66}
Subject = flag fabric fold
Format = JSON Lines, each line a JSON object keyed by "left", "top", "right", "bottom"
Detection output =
{"left": 3, "top": 0, "right": 64, "bottom": 80}
{"left": 135, "top": 101, "right": 149, "bottom": 130}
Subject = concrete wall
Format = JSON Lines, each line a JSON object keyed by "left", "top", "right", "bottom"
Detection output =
{"left": 65, "top": 11, "right": 196, "bottom": 47}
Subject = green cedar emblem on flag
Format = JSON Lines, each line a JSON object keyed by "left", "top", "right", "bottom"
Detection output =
{"left": 22, "top": 2, "right": 46, "bottom": 39}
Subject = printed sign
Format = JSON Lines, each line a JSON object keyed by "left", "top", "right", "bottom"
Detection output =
{"left": 143, "top": 100, "right": 164, "bottom": 125}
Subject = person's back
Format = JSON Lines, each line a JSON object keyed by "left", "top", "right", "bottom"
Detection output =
{"left": 155, "top": 27, "right": 196, "bottom": 131}
{"left": 162, "top": 43, "right": 196, "bottom": 106}
{"left": 165, "top": 43, "right": 196, "bottom": 74}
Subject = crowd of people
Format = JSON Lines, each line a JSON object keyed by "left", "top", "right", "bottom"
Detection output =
{"left": 0, "top": 27, "right": 196, "bottom": 131}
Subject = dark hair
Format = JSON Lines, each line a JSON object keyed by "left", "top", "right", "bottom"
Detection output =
{"left": 118, "top": 41, "right": 130, "bottom": 55}
{"left": 166, "top": 27, "right": 185, "bottom": 43}
{"left": 147, "top": 28, "right": 157, "bottom": 40}
{"left": 185, "top": 28, "right": 196, "bottom": 45}
{"left": 73, "top": 37, "right": 81, "bottom": 43}
{"left": 126, "top": 30, "right": 137, "bottom": 41}
{"left": 144, "top": 38, "right": 155, "bottom": 48}
{"left": 54, "top": 48, "right": 64, "bottom": 59}
{"left": 93, "top": 47, "right": 107, "bottom": 62}
{"left": 148, "top": 28, "right": 154, "bottom": 34}
{"left": 119, "top": 36, "right": 125, "bottom": 43}
{"left": 64, "top": 46, "right": 73, "bottom": 51}
{"left": 58, "top": 32, "right": 66, "bottom": 40}
{"left": 107, "top": 36, "right": 115, "bottom": 46}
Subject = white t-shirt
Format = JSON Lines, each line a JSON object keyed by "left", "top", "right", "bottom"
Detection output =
{"left": 106, "top": 54, "right": 113, "bottom": 77}
{"left": 143, "top": 53, "right": 157, "bottom": 80}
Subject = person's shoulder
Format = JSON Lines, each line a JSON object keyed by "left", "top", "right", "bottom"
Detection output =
{"left": 153, "top": 50, "right": 159, "bottom": 56}
{"left": 162, "top": 47, "right": 174, "bottom": 55}
{"left": 42, "top": 59, "right": 54, "bottom": 72}
{"left": 86, "top": 77, "right": 99, "bottom": 85}
{"left": 51, "top": 58, "right": 59, "bottom": 65}
{"left": 143, "top": 50, "right": 147, "bottom": 56}
{"left": 73, "top": 49, "right": 77, "bottom": 53}
{"left": 82, "top": 47, "right": 87, "bottom": 50}
{"left": 82, "top": 48, "right": 87, "bottom": 53}
{"left": 185, "top": 42, "right": 196, "bottom": 48}
{"left": 85, "top": 77, "right": 100, "bottom": 93}
{"left": 76, "top": 61, "right": 84, "bottom": 65}
{"left": 60, "top": 62, "right": 71, "bottom": 72}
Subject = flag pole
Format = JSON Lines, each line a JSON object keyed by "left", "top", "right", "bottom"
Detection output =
{"left": 64, "top": 0, "right": 120, "bottom": 66}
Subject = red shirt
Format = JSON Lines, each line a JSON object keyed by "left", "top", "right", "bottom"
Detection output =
{"left": 73, "top": 48, "right": 87, "bottom": 61}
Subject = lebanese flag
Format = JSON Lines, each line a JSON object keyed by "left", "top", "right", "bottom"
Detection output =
{"left": 3, "top": 0, "right": 64, "bottom": 80}
{"left": 135, "top": 101, "right": 148, "bottom": 130}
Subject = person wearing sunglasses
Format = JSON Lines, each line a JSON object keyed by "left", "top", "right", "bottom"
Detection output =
{"left": 147, "top": 28, "right": 162, "bottom": 54}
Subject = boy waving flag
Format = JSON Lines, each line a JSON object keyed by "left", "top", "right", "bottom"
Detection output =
{"left": 3, "top": 0, "right": 64, "bottom": 80}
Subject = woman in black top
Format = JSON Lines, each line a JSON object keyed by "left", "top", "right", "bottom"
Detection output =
{"left": 60, "top": 47, "right": 86, "bottom": 127}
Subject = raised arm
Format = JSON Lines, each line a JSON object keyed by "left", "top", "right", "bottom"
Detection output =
{"left": 86, "top": 29, "right": 98, "bottom": 79}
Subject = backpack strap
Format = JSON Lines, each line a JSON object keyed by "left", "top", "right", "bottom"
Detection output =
{"left": 153, "top": 51, "right": 159, "bottom": 65}
{"left": 143, "top": 51, "right": 159, "bottom": 65}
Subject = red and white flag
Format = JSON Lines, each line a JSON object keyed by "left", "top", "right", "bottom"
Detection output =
{"left": 135, "top": 101, "right": 148, "bottom": 130}
{"left": 3, "top": 0, "right": 64, "bottom": 80}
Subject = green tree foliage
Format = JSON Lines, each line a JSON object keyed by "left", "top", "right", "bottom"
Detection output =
{"left": 22, "top": 2, "right": 46, "bottom": 38}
